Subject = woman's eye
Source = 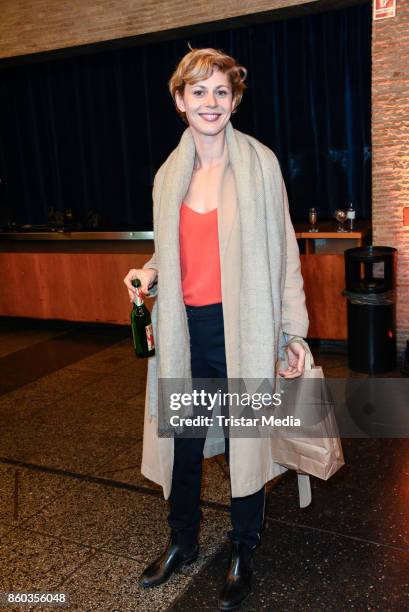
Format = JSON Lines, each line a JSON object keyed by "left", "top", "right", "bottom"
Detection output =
{"left": 192, "top": 90, "right": 229, "bottom": 97}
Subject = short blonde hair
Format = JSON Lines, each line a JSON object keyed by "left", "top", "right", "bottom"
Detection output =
{"left": 169, "top": 47, "right": 247, "bottom": 123}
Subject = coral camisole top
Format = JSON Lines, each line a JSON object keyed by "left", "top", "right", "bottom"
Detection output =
{"left": 179, "top": 203, "right": 222, "bottom": 306}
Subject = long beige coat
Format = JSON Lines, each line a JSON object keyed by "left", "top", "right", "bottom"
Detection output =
{"left": 140, "top": 127, "right": 309, "bottom": 499}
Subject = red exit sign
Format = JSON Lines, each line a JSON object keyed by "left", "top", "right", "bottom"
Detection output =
{"left": 373, "top": 0, "right": 396, "bottom": 20}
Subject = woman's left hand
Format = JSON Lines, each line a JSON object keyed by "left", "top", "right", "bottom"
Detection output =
{"left": 278, "top": 341, "right": 306, "bottom": 378}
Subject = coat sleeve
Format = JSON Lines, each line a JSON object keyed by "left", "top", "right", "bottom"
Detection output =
{"left": 142, "top": 252, "right": 158, "bottom": 297}
{"left": 141, "top": 161, "right": 168, "bottom": 298}
{"left": 281, "top": 175, "right": 309, "bottom": 339}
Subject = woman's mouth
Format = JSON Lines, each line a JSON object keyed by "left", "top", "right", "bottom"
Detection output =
{"left": 199, "top": 113, "right": 221, "bottom": 122}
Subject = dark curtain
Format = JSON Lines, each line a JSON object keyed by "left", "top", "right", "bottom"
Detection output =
{"left": 0, "top": 2, "right": 371, "bottom": 228}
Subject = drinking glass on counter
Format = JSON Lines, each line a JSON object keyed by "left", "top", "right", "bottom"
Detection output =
{"left": 334, "top": 209, "right": 348, "bottom": 232}
{"left": 308, "top": 207, "right": 319, "bottom": 232}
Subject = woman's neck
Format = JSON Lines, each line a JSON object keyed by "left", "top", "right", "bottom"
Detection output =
{"left": 191, "top": 129, "right": 227, "bottom": 171}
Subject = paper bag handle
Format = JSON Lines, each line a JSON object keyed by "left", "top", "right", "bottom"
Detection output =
{"left": 304, "top": 349, "right": 315, "bottom": 371}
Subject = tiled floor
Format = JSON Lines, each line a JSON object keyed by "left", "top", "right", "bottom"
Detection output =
{"left": 0, "top": 320, "right": 408, "bottom": 611}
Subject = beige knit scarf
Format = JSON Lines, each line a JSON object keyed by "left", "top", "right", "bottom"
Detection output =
{"left": 148, "top": 121, "right": 287, "bottom": 421}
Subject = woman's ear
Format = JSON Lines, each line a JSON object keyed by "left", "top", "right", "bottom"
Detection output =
{"left": 175, "top": 90, "right": 186, "bottom": 113}
{"left": 231, "top": 95, "right": 240, "bottom": 115}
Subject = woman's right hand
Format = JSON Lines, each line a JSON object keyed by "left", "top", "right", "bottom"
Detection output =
{"left": 123, "top": 268, "right": 157, "bottom": 302}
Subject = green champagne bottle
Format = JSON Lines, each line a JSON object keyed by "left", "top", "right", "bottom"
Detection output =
{"left": 130, "top": 278, "right": 155, "bottom": 358}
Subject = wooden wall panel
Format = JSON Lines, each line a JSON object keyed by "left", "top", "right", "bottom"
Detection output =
{"left": 2, "top": 250, "right": 348, "bottom": 337}
{"left": 0, "top": 251, "right": 155, "bottom": 324}
{"left": 301, "top": 253, "right": 347, "bottom": 340}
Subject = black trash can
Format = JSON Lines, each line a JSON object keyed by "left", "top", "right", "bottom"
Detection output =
{"left": 343, "top": 246, "right": 397, "bottom": 374}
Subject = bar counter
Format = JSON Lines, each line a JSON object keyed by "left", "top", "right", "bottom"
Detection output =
{"left": 0, "top": 230, "right": 153, "bottom": 241}
{"left": 0, "top": 221, "right": 371, "bottom": 338}
{"left": 296, "top": 220, "right": 371, "bottom": 340}
{"left": 0, "top": 230, "right": 155, "bottom": 324}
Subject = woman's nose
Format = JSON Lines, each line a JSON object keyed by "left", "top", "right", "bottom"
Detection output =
{"left": 205, "top": 93, "right": 217, "bottom": 107}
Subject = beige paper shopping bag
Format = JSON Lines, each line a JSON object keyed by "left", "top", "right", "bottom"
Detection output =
{"left": 272, "top": 351, "right": 345, "bottom": 480}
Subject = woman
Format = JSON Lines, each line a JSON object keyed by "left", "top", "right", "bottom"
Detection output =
{"left": 124, "top": 47, "right": 310, "bottom": 610}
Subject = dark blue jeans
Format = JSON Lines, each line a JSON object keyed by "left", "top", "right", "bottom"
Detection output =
{"left": 168, "top": 302, "right": 266, "bottom": 549}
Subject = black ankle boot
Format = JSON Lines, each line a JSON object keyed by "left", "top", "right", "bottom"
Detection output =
{"left": 139, "top": 535, "right": 199, "bottom": 588}
{"left": 218, "top": 541, "right": 254, "bottom": 610}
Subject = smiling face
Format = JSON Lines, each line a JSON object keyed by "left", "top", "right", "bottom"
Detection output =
{"left": 175, "top": 69, "right": 236, "bottom": 138}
